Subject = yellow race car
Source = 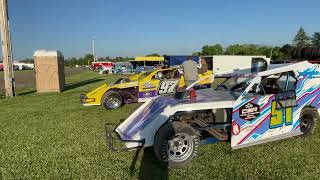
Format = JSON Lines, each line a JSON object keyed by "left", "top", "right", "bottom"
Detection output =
{"left": 80, "top": 68, "right": 213, "bottom": 110}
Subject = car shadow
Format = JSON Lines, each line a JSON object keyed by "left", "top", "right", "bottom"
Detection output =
{"left": 18, "top": 90, "right": 37, "bottom": 96}
{"left": 64, "top": 78, "right": 103, "bottom": 90}
{"left": 130, "top": 147, "right": 168, "bottom": 180}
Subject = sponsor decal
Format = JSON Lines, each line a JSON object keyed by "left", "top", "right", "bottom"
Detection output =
{"left": 138, "top": 90, "right": 157, "bottom": 98}
{"left": 232, "top": 122, "right": 240, "bottom": 135}
{"left": 143, "top": 81, "right": 155, "bottom": 89}
{"left": 239, "top": 102, "right": 260, "bottom": 121}
{"left": 143, "top": 91, "right": 152, "bottom": 97}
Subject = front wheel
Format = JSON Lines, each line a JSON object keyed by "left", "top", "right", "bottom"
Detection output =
{"left": 154, "top": 121, "right": 200, "bottom": 168}
{"left": 102, "top": 91, "right": 123, "bottom": 110}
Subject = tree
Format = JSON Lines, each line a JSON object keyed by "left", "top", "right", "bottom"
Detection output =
{"left": 311, "top": 32, "right": 320, "bottom": 47}
{"left": 293, "top": 26, "right": 310, "bottom": 47}
{"left": 146, "top": 53, "right": 161, "bottom": 57}
{"left": 192, "top": 52, "right": 201, "bottom": 56}
{"left": 20, "top": 58, "right": 34, "bottom": 63}
{"left": 280, "top": 44, "right": 294, "bottom": 59}
{"left": 201, "top": 44, "right": 223, "bottom": 55}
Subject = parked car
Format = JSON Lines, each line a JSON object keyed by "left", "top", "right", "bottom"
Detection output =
{"left": 80, "top": 67, "right": 214, "bottom": 110}
{"left": 107, "top": 61, "right": 320, "bottom": 168}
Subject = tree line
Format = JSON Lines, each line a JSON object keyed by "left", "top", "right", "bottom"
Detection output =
{"left": 192, "top": 27, "right": 320, "bottom": 60}
{"left": 18, "top": 26, "right": 320, "bottom": 66}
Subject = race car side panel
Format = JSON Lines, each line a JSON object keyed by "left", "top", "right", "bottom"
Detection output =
{"left": 83, "top": 82, "right": 139, "bottom": 106}
{"left": 115, "top": 95, "right": 235, "bottom": 148}
{"left": 231, "top": 64, "right": 320, "bottom": 149}
{"left": 137, "top": 71, "right": 160, "bottom": 102}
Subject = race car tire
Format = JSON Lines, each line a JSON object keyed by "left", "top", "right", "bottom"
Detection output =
{"left": 154, "top": 121, "right": 200, "bottom": 168}
{"left": 102, "top": 90, "right": 123, "bottom": 110}
{"left": 299, "top": 108, "right": 318, "bottom": 137}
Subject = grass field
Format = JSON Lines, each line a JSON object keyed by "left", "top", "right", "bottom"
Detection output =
{"left": 0, "top": 70, "right": 320, "bottom": 179}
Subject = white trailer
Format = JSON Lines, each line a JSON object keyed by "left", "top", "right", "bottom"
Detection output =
{"left": 202, "top": 55, "right": 270, "bottom": 74}
{"left": 14, "top": 62, "right": 34, "bottom": 70}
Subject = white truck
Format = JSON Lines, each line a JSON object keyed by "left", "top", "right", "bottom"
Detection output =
{"left": 202, "top": 55, "right": 270, "bottom": 74}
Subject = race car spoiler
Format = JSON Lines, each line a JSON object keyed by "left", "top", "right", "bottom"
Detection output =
{"left": 105, "top": 123, "right": 145, "bottom": 151}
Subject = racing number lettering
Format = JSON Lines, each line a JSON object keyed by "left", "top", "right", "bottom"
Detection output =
{"left": 159, "top": 80, "right": 178, "bottom": 94}
{"left": 270, "top": 101, "right": 293, "bottom": 128}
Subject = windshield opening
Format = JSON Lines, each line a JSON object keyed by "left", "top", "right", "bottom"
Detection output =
{"left": 215, "top": 77, "right": 251, "bottom": 92}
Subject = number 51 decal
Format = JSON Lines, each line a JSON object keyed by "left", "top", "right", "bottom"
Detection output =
{"left": 158, "top": 80, "right": 179, "bottom": 94}
{"left": 270, "top": 101, "right": 293, "bottom": 129}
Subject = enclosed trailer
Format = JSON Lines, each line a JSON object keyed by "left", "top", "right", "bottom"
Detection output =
{"left": 202, "top": 55, "right": 270, "bottom": 74}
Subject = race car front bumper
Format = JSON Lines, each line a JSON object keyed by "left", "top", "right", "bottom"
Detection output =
{"left": 105, "top": 124, "right": 145, "bottom": 151}
{"left": 80, "top": 94, "right": 95, "bottom": 104}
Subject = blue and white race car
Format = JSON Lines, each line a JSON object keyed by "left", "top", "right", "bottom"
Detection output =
{"left": 107, "top": 61, "right": 320, "bottom": 168}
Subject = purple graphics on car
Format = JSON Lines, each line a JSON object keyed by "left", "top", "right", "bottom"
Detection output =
{"left": 138, "top": 90, "right": 157, "bottom": 98}
{"left": 117, "top": 96, "right": 179, "bottom": 140}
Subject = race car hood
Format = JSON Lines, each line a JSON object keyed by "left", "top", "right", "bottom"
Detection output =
{"left": 86, "top": 83, "right": 111, "bottom": 97}
{"left": 115, "top": 95, "right": 179, "bottom": 141}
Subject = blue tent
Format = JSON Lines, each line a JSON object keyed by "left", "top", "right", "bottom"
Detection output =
{"left": 165, "top": 56, "right": 199, "bottom": 66}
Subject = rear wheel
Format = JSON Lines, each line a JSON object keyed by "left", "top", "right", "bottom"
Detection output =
{"left": 154, "top": 121, "right": 200, "bottom": 168}
{"left": 102, "top": 91, "right": 123, "bottom": 110}
{"left": 300, "top": 108, "right": 318, "bottom": 137}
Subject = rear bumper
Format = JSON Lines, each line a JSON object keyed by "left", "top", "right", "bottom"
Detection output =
{"left": 105, "top": 124, "right": 145, "bottom": 151}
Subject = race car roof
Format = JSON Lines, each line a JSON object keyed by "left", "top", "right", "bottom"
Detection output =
{"left": 215, "top": 61, "right": 313, "bottom": 78}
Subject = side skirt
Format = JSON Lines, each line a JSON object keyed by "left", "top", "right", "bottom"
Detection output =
{"left": 232, "top": 131, "right": 303, "bottom": 150}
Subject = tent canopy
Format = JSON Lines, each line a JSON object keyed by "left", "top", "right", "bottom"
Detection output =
{"left": 135, "top": 56, "right": 164, "bottom": 61}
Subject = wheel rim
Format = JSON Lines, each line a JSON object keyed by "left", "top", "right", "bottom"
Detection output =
{"left": 105, "top": 95, "right": 121, "bottom": 109}
{"left": 300, "top": 114, "right": 313, "bottom": 133}
{"left": 167, "top": 133, "right": 194, "bottom": 162}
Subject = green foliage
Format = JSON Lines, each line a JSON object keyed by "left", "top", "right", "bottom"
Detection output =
{"left": 192, "top": 52, "right": 201, "bottom": 56}
{"left": 146, "top": 53, "right": 161, "bottom": 57}
{"left": 312, "top": 32, "right": 320, "bottom": 47}
{"left": 293, "top": 26, "right": 311, "bottom": 47}
{"left": 20, "top": 58, "right": 34, "bottom": 63}
{"left": 201, "top": 44, "right": 223, "bottom": 55}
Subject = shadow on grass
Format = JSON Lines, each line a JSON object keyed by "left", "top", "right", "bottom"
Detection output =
{"left": 64, "top": 78, "right": 104, "bottom": 90}
{"left": 18, "top": 90, "right": 37, "bottom": 96}
{"left": 130, "top": 147, "right": 168, "bottom": 180}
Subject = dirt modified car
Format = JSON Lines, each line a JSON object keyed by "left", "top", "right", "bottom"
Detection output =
{"left": 107, "top": 61, "right": 320, "bottom": 168}
{"left": 80, "top": 68, "right": 213, "bottom": 109}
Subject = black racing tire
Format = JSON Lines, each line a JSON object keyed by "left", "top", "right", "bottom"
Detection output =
{"left": 300, "top": 108, "right": 319, "bottom": 137}
{"left": 154, "top": 121, "right": 200, "bottom": 168}
{"left": 102, "top": 90, "right": 123, "bottom": 110}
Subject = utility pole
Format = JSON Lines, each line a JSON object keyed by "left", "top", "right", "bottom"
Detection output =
{"left": 0, "top": 0, "right": 15, "bottom": 97}
{"left": 92, "top": 38, "right": 96, "bottom": 62}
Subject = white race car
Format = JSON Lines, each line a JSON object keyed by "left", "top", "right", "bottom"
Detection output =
{"left": 107, "top": 61, "right": 320, "bottom": 168}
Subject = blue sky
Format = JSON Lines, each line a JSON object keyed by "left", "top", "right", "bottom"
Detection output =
{"left": 6, "top": 0, "right": 320, "bottom": 59}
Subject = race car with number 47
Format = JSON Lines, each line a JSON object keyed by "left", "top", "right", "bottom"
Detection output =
{"left": 80, "top": 67, "right": 213, "bottom": 110}
{"left": 107, "top": 61, "right": 320, "bottom": 168}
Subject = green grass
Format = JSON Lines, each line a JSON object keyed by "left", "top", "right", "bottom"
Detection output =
{"left": 0, "top": 71, "right": 320, "bottom": 179}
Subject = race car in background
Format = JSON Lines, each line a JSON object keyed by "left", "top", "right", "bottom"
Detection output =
{"left": 107, "top": 61, "right": 320, "bottom": 168}
{"left": 80, "top": 67, "right": 213, "bottom": 109}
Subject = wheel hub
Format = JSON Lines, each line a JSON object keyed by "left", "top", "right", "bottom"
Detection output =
{"left": 105, "top": 95, "right": 120, "bottom": 109}
{"left": 300, "top": 115, "right": 312, "bottom": 132}
{"left": 167, "top": 133, "right": 194, "bottom": 162}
